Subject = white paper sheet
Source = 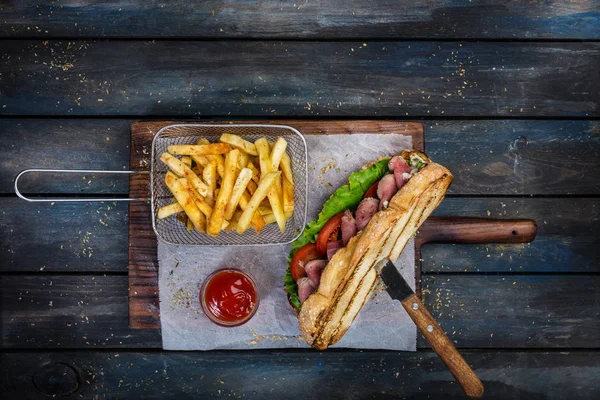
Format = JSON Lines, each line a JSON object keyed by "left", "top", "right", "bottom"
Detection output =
{"left": 159, "top": 133, "right": 417, "bottom": 350}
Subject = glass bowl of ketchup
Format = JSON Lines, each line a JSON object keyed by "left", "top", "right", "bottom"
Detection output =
{"left": 200, "top": 268, "right": 259, "bottom": 327}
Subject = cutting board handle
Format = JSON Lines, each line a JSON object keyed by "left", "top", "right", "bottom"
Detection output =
{"left": 417, "top": 216, "right": 537, "bottom": 245}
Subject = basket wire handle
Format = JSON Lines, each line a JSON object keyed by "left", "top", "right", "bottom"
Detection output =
{"left": 14, "top": 169, "right": 150, "bottom": 202}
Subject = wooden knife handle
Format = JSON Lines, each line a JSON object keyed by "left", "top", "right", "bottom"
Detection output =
{"left": 401, "top": 293, "right": 484, "bottom": 398}
{"left": 417, "top": 216, "right": 537, "bottom": 245}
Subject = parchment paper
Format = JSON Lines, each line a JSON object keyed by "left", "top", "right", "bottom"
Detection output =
{"left": 159, "top": 134, "right": 417, "bottom": 350}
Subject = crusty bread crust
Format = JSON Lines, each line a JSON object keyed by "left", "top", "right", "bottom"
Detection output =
{"left": 298, "top": 152, "right": 453, "bottom": 349}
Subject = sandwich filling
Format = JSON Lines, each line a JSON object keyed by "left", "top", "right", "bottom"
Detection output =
{"left": 285, "top": 150, "right": 429, "bottom": 310}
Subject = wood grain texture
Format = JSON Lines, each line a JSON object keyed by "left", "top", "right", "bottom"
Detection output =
{"left": 0, "top": 119, "right": 131, "bottom": 194}
{"left": 2, "top": 119, "right": 598, "bottom": 195}
{"left": 2, "top": 351, "right": 598, "bottom": 400}
{"left": 2, "top": 197, "right": 595, "bottom": 274}
{"left": 425, "top": 197, "right": 600, "bottom": 273}
{"left": 418, "top": 217, "right": 537, "bottom": 245}
{"left": 3, "top": 274, "right": 598, "bottom": 349}
{"left": 427, "top": 120, "right": 600, "bottom": 195}
{"left": 127, "top": 120, "right": 424, "bottom": 329}
{"left": 401, "top": 293, "right": 484, "bottom": 398}
{"left": 1, "top": 41, "right": 598, "bottom": 117}
{"left": 0, "top": 200, "right": 129, "bottom": 272}
{"left": 0, "top": 275, "right": 162, "bottom": 349}
{"left": 420, "top": 275, "right": 600, "bottom": 349}
{"left": 1, "top": 0, "right": 598, "bottom": 39}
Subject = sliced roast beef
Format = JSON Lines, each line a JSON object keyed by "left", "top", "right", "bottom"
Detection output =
{"left": 376, "top": 173, "right": 397, "bottom": 210}
{"left": 388, "top": 155, "right": 411, "bottom": 173}
{"left": 355, "top": 197, "right": 379, "bottom": 231}
{"left": 305, "top": 259, "right": 328, "bottom": 287}
{"left": 326, "top": 240, "right": 344, "bottom": 260}
{"left": 298, "top": 277, "right": 317, "bottom": 303}
{"left": 390, "top": 155, "right": 412, "bottom": 189}
{"left": 341, "top": 210, "right": 357, "bottom": 245}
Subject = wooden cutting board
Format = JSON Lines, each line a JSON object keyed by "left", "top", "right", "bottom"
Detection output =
{"left": 128, "top": 120, "right": 536, "bottom": 330}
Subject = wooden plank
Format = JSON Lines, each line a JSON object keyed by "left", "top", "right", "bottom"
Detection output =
{"left": 423, "top": 197, "right": 600, "bottom": 273}
{"left": 2, "top": 274, "right": 597, "bottom": 349}
{"left": 0, "top": 199, "right": 129, "bottom": 272}
{"left": 2, "top": 119, "right": 598, "bottom": 195}
{"left": 127, "top": 120, "right": 424, "bottom": 329}
{"left": 0, "top": 275, "right": 162, "bottom": 349}
{"left": 428, "top": 120, "right": 600, "bottom": 195}
{"left": 2, "top": 197, "right": 596, "bottom": 274}
{"left": 0, "top": 119, "right": 131, "bottom": 195}
{"left": 1, "top": 1, "right": 598, "bottom": 39}
{"left": 420, "top": 275, "right": 600, "bottom": 349}
{"left": 2, "top": 351, "right": 598, "bottom": 400}
{"left": 1, "top": 41, "right": 598, "bottom": 117}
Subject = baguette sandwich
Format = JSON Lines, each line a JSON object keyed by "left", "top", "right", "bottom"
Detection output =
{"left": 284, "top": 149, "right": 453, "bottom": 349}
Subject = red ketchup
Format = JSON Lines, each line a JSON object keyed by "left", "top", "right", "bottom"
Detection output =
{"left": 200, "top": 269, "right": 259, "bottom": 327}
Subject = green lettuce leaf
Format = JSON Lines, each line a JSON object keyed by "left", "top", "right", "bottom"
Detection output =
{"left": 284, "top": 157, "right": 390, "bottom": 309}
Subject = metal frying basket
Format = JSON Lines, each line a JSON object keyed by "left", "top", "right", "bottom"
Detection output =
{"left": 15, "top": 124, "right": 308, "bottom": 246}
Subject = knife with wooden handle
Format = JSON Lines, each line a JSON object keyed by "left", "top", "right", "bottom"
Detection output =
{"left": 377, "top": 259, "right": 485, "bottom": 399}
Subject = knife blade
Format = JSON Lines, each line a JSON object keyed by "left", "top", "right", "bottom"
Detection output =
{"left": 376, "top": 259, "right": 484, "bottom": 399}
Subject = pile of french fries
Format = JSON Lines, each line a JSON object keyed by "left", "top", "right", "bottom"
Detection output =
{"left": 157, "top": 134, "right": 295, "bottom": 237}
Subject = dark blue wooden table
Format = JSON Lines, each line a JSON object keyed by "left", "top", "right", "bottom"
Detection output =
{"left": 1, "top": 1, "right": 599, "bottom": 398}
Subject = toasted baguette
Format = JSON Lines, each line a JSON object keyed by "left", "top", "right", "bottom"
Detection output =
{"left": 298, "top": 153, "right": 453, "bottom": 349}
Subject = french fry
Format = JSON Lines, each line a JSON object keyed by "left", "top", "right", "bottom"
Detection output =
{"left": 191, "top": 165, "right": 203, "bottom": 176}
{"left": 247, "top": 162, "right": 261, "bottom": 185}
{"left": 262, "top": 212, "right": 276, "bottom": 225}
{"left": 177, "top": 178, "right": 207, "bottom": 232}
{"left": 196, "top": 138, "right": 225, "bottom": 178}
{"left": 270, "top": 137, "right": 288, "bottom": 171}
{"left": 225, "top": 210, "right": 243, "bottom": 232}
{"left": 202, "top": 160, "right": 217, "bottom": 206}
{"left": 186, "top": 217, "right": 194, "bottom": 231}
{"left": 238, "top": 151, "right": 249, "bottom": 169}
{"left": 191, "top": 155, "right": 209, "bottom": 167}
{"left": 257, "top": 204, "right": 273, "bottom": 216}
{"left": 181, "top": 156, "right": 192, "bottom": 168}
{"left": 280, "top": 151, "right": 294, "bottom": 185}
{"left": 191, "top": 194, "right": 213, "bottom": 219}
{"left": 282, "top": 174, "right": 295, "bottom": 214}
{"left": 254, "top": 138, "right": 272, "bottom": 176}
{"left": 207, "top": 149, "right": 239, "bottom": 236}
{"left": 238, "top": 191, "right": 266, "bottom": 232}
{"left": 275, "top": 174, "right": 283, "bottom": 205}
{"left": 246, "top": 179, "right": 258, "bottom": 195}
{"left": 160, "top": 152, "right": 209, "bottom": 197}
{"left": 178, "top": 179, "right": 211, "bottom": 217}
{"left": 262, "top": 210, "right": 292, "bottom": 225}
{"left": 251, "top": 212, "right": 266, "bottom": 233}
{"left": 259, "top": 198, "right": 271, "bottom": 209}
{"left": 165, "top": 173, "right": 205, "bottom": 232}
{"left": 208, "top": 154, "right": 225, "bottom": 178}
{"left": 236, "top": 171, "right": 280, "bottom": 234}
{"left": 165, "top": 171, "right": 178, "bottom": 188}
{"left": 220, "top": 133, "right": 258, "bottom": 156}
{"left": 225, "top": 168, "right": 253, "bottom": 220}
{"left": 157, "top": 202, "right": 184, "bottom": 219}
{"left": 167, "top": 143, "right": 231, "bottom": 156}
{"left": 267, "top": 178, "right": 286, "bottom": 232}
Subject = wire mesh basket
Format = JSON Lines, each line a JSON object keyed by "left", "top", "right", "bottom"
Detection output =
{"left": 14, "top": 123, "right": 308, "bottom": 247}
{"left": 151, "top": 124, "right": 308, "bottom": 246}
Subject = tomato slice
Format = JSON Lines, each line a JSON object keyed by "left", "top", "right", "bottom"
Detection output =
{"left": 316, "top": 212, "right": 344, "bottom": 255}
{"left": 363, "top": 180, "right": 380, "bottom": 199}
{"left": 290, "top": 243, "right": 321, "bottom": 282}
